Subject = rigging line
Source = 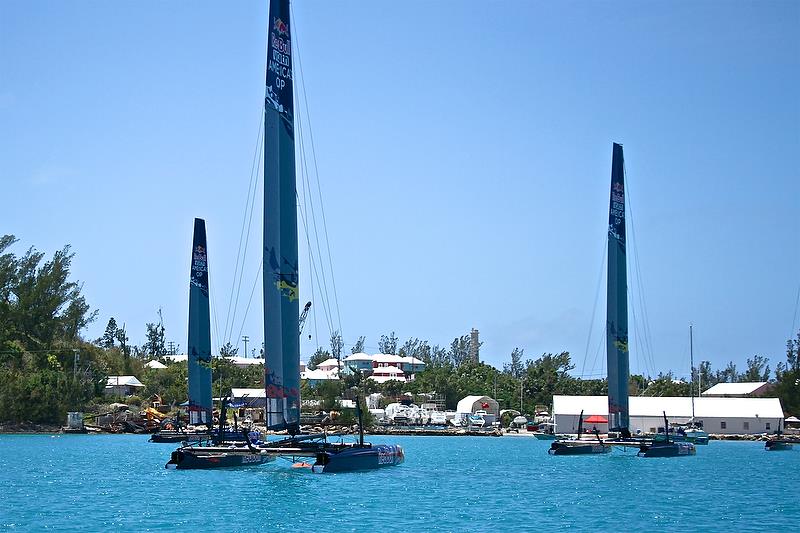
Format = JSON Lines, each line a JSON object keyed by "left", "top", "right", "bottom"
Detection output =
{"left": 628, "top": 279, "right": 646, "bottom": 377}
{"left": 295, "top": 109, "right": 321, "bottom": 355}
{"left": 296, "top": 189, "right": 334, "bottom": 334}
{"left": 300, "top": 135, "right": 321, "bottom": 354}
{"left": 625, "top": 166, "right": 658, "bottom": 375}
{"left": 580, "top": 237, "right": 608, "bottom": 379}
{"left": 223, "top": 113, "right": 264, "bottom": 342}
{"left": 293, "top": 83, "right": 335, "bottom": 335}
{"left": 291, "top": 3, "right": 343, "bottom": 337}
{"left": 209, "top": 254, "right": 221, "bottom": 356}
{"left": 585, "top": 326, "right": 605, "bottom": 379}
{"left": 235, "top": 258, "right": 264, "bottom": 351}
{"left": 309, "top": 227, "right": 320, "bottom": 352}
{"left": 292, "top": 73, "right": 333, "bottom": 334}
{"left": 228, "top": 119, "right": 264, "bottom": 345}
{"left": 791, "top": 282, "right": 800, "bottom": 338}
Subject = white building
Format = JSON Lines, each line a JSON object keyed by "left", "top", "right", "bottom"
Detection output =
{"left": 230, "top": 388, "right": 266, "bottom": 408}
{"left": 368, "top": 367, "right": 405, "bottom": 384}
{"left": 553, "top": 395, "right": 785, "bottom": 435}
{"left": 104, "top": 376, "right": 145, "bottom": 396}
{"left": 300, "top": 367, "right": 339, "bottom": 385}
{"left": 302, "top": 353, "right": 427, "bottom": 384}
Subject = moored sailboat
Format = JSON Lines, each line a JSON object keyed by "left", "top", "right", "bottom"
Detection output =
{"left": 548, "top": 410, "right": 611, "bottom": 455}
{"left": 550, "top": 143, "right": 631, "bottom": 456}
{"left": 165, "top": 219, "right": 273, "bottom": 468}
{"left": 167, "top": 0, "right": 403, "bottom": 472}
{"left": 549, "top": 143, "right": 695, "bottom": 458}
{"left": 152, "top": 218, "right": 216, "bottom": 444}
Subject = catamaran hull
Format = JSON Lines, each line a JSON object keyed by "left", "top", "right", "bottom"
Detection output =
{"left": 151, "top": 429, "right": 260, "bottom": 444}
{"left": 150, "top": 432, "right": 211, "bottom": 443}
{"left": 638, "top": 442, "right": 696, "bottom": 457}
{"left": 312, "top": 444, "right": 404, "bottom": 473}
{"left": 548, "top": 441, "right": 611, "bottom": 455}
{"left": 166, "top": 449, "right": 274, "bottom": 469}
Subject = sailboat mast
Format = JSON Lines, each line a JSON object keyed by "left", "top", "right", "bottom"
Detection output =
{"left": 264, "top": 0, "right": 300, "bottom": 432}
{"left": 187, "top": 218, "right": 213, "bottom": 426}
{"left": 606, "top": 143, "right": 630, "bottom": 432}
{"left": 690, "top": 324, "right": 695, "bottom": 420}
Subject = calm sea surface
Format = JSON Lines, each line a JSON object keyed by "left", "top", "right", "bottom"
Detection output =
{"left": 0, "top": 434, "right": 797, "bottom": 532}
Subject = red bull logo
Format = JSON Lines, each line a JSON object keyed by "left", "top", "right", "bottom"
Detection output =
{"left": 274, "top": 18, "right": 289, "bottom": 36}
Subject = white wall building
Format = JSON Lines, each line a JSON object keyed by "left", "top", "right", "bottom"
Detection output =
{"left": 553, "top": 395, "right": 784, "bottom": 435}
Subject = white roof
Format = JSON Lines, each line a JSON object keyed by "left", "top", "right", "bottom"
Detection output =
{"left": 701, "top": 382, "right": 769, "bottom": 396}
{"left": 315, "top": 358, "right": 341, "bottom": 368}
{"left": 344, "top": 352, "right": 373, "bottom": 361}
{"left": 400, "top": 356, "right": 426, "bottom": 365}
{"left": 164, "top": 354, "right": 188, "bottom": 363}
{"left": 106, "top": 376, "right": 144, "bottom": 387}
{"left": 552, "top": 395, "right": 784, "bottom": 419}
{"left": 145, "top": 360, "right": 167, "bottom": 369}
{"left": 372, "top": 353, "right": 405, "bottom": 363}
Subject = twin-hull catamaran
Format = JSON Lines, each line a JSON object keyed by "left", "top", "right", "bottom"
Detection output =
{"left": 167, "top": 0, "right": 403, "bottom": 472}
{"left": 549, "top": 143, "right": 694, "bottom": 458}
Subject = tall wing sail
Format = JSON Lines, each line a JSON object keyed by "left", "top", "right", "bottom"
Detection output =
{"left": 606, "top": 143, "right": 629, "bottom": 431}
{"left": 187, "top": 217, "right": 213, "bottom": 426}
{"left": 264, "top": 0, "right": 300, "bottom": 432}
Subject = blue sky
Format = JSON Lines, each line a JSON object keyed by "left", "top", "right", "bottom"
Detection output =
{"left": 1, "top": 1, "right": 798, "bottom": 379}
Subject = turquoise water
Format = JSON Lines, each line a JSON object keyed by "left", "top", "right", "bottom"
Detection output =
{"left": 1, "top": 435, "right": 797, "bottom": 532}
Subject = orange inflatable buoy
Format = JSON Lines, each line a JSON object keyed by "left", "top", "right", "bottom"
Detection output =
{"left": 292, "top": 462, "right": 312, "bottom": 469}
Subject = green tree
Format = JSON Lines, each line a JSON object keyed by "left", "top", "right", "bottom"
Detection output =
{"left": 775, "top": 331, "right": 800, "bottom": 415}
{"left": 742, "top": 355, "right": 770, "bottom": 382}
{"left": 448, "top": 335, "right": 472, "bottom": 367}
{"left": 98, "top": 317, "right": 118, "bottom": 349}
{"left": 144, "top": 320, "right": 166, "bottom": 356}
{"left": 220, "top": 342, "right": 238, "bottom": 358}
{"left": 641, "top": 372, "right": 691, "bottom": 397}
{"left": 378, "top": 332, "right": 398, "bottom": 354}
{"left": 399, "top": 337, "right": 430, "bottom": 361}
{"left": 330, "top": 330, "right": 343, "bottom": 369}
{"left": 307, "top": 346, "right": 330, "bottom": 370}
{"left": 714, "top": 361, "right": 738, "bottom": 383}
{"left": 351, "top": 336, "right": 365, "bottom": 354}
{"left": 0, "top": 235, "right": 100, "bottom": 423}
{"left": 504, "top": 347, "right": 525, "bottom": 378}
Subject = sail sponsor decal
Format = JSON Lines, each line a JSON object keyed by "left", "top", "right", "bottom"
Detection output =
{"left": 608, "top": 181, "right": 625, "bottom": 242}
{"left": 190, "top": 244, "right": 209, "bottom": 296}
{"left": 241, "top": 454, "right": 262, "bottom": 464}
{"left": 266, "top": 12, "right": 293, "bottom": 121}
{"left": 267, "top": 245, "right": 299, "bottom": 302}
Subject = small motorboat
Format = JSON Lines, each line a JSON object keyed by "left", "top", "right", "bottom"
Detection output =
{"left": 765, "top": 440, "right": 794, "bottom": 451}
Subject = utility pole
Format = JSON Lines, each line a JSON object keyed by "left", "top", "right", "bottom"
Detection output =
{"left": 73, "top": 349, "right": 79, "bottom": 379}
{"left": 242, "top": 336, "right": 249, "bottom": 359}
